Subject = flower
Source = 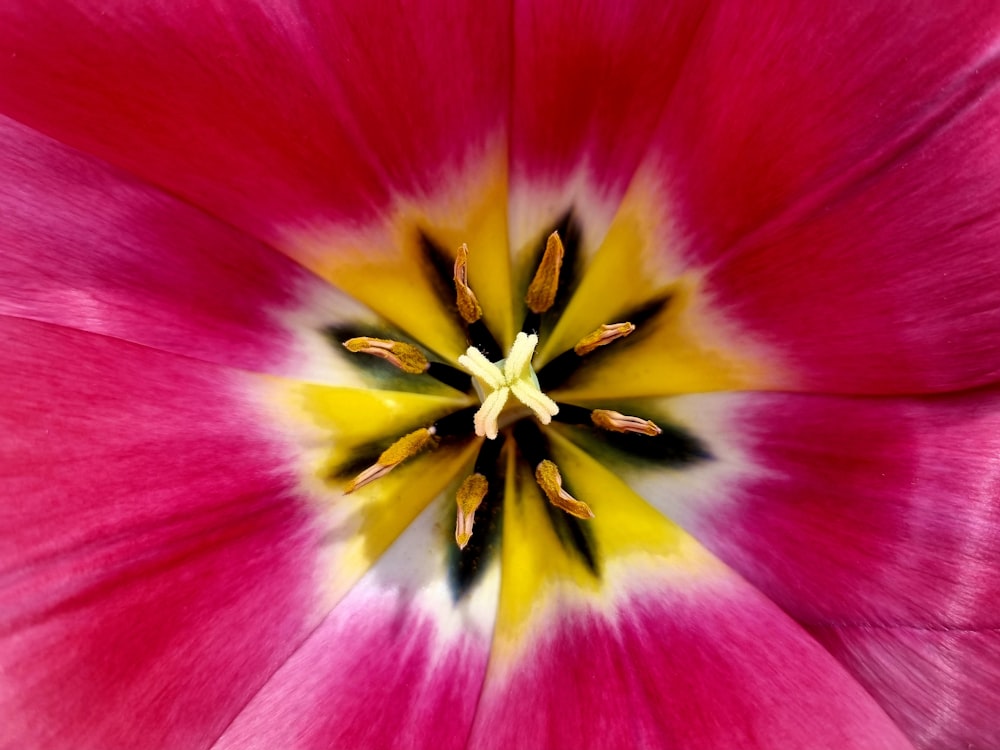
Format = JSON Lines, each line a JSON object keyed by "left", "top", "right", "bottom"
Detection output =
{"left": 1, "top": 1, "right": 1000, "bottom": 749}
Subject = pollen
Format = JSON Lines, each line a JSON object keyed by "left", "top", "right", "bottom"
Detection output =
{"left": 454, "top": 472, "right": 489, "bottom": 549}
{"left": 453, "top": 243, "right": 483, "bottom": 323}
{"left": 534, "top": 459, "right": 594, "bottom": 519}
{"left": 525, "top": 231, "right": 565, "bottom": 314}
{"left": 345, "top": 427, "right": 437, "bottom": 493}
{"left": 573, "top": 322, "right": 635, "bottom": 356}
{"left": 343, "top": 337, "right": 430, "bottom": 374}
{"left": 458, "top": 332, "right": 559, "bottom": 440}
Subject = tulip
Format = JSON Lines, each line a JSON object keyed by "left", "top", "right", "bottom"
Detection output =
{"left": 1, "top": 2, "right": 999, "bottom": 749}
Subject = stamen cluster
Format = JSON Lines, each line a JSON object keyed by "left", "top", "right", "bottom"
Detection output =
{"left": 342, "top": 232, "right": 662, "bottom": 549}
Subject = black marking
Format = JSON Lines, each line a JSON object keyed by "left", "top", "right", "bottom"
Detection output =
{"left": 417, "top": 230, "right": 459, "bottom": 307}
{"left": 511, "top": 421, "right": 599, "bottom": 576}
{"left": 432, "top": 406, "right": 479, "bottom": 439}
{"left": 326, "top": 438, "right": 389, "bottom": 482}
{"left": 562, "top": 407, "right": 711, "bottom": 470}
{"left": 595, "top": 421, "right": 710, "bottom": 467}
{"left": 323, "top": 324, "right": 443, "bottom": 394}
{"left": 426, "top": 361, "right": 473, "bottom": 392}
{"left": 552, "top": 403, "right": 592, "bottom": 426}
{"left": 419, "top": 229, "right": 503, "bottom": 360}
{"left": 518, "top": 211, "right": 584, "bottom": 341}
{"left": 521, "top": 310, "right": 541, "bottom": 336}
{"left": 544, "top": 502, "right": 599, "bottom": 577}
{"left": 535, "top": 349, "right": 580, "bottom": 391}
{"left": 468, "top": 319, "right": 503, "bottom": 361}
{"left": 448, "top": 435, "right": 506, "bottom": 600}
{"left": 534, "top": 293, "right": 673, "bottom": 391}
{"left": 544, "top": 210, "right": 584, "bottom": 317}
{"left": 512, "top": 420, "right": 548, "bottom": 468}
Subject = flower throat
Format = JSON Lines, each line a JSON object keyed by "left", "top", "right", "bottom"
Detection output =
{"left": 338, "top": 227, "right": 666, "bottom": 557}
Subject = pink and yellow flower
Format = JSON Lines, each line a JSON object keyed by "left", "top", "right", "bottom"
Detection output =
{"left": 1, "top": 1, "right": 999, "bottom": 748}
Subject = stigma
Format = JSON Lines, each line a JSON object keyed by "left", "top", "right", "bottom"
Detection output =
{"left": 458, "top": 332, "right": 559, "bottom": 440}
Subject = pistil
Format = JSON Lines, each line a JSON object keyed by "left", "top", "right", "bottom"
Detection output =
{"left": 458, "top": 332, "right": 559, "bottom": 440}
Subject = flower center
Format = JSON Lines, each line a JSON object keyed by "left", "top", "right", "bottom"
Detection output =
{"left": 337, "top": 226, "right": 670, "bottom": 559}
{"left": 458, "top": 332, "right": 558, "bottom": 440}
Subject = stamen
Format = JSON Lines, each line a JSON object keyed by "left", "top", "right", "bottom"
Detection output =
{"left": 591, "top": 409, "right": 662, "bottom": 436}
{"left": 458, "top": 332, "right": 559, "bottom": 440}
{"left": 535, "top": 459, "right": 594, "bottom": 519}
{"left": 343, "top": 337, "right": 429, "bottom": 374}
{"left": 454, "top": 473, "right": 488, "bottom": 549}
{"left": 525, "top": 231, "right": 565, "bottom": 314}
{"left": 345, "top": 427, "right": 437, "bottom": 493}
{"left": 573, "top": 322, "right": 635, "bottom": 356}
{"left": 453, "top": 243, "right": 483, "bottom": 323}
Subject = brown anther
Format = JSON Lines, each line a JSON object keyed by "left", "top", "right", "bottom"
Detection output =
{"left": 345, "top": 427, "right": 437, "bottom": 493}
{"left": 534, "top": 459, "right": 594, "bottom": 520}
{"left": 591, "top": 409, "right": 662, "bottom": 436}
{"left": 525, "top": 231, "right": 565, "bottom": 314}
{"left": 454, "top": 243, "right": 483, "bottom": 323}
{"left": 343, "top": 337, "right": 430, "bottom": 374}
{"left": 573, "top": 322, "right": 635, "bottom": 356}
{"left": 454, "top": 473, "right": 489, "bottom": 549}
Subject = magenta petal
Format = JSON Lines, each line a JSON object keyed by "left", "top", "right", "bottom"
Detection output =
{"left": 691, "top": 83, "right": 1000, "bottom": 393}
{"left": 509, "top": 0, "right": 706, "bottom": 234}
{"left": 812, "top": 626, "right": 1000, "bottom": 750}
{"left": 643, "top": 4, "right": 1000, "bottom": 394}
{"left": 468, "top": 576, "right": 913, "bottom": 750}
{"left": 0, "top": 116, "right": 362, "bottom": 379}
{"left": 0, "top": 318, "right": 325, "bottom": 748}
{"left": 212, "top": 506, "right": 496, "bottom": 750}
{"left": 0, "top": 0, "right": 510, "bottom": 241}
{"left": 660, "top": 0, "right": 1000, "bottom": 254}
{"left": 635, "top": 391, "right": 1000, "bottom": 631}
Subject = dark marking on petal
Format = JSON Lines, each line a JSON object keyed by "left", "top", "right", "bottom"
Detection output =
{"left": 448, "top": 436, "right": 506, "bottom": 600}
{"left": 558, "top": 407, "right": 711, "bottom": 469}
{"left": 419, "top": 229, "right": 503, "bottom": 360}
{"left": 467, "top": 319, "right": 503, "bottom": 361}
{"left": 544, "top": 501, "right": 599, "bottom": 577}
{"left": 432, "top": 405, "right": 479, "bottom": 438}
{"left": 551, "top": 403, "right": 593, "bottom": 425}
{"left": 535, "top": 293, "right": 672, "bottom": 391}
{"left": 425, "top": 361, "right": 473, "bottom": 392}
{"left": 417, "top": 230, "right": 460, "bottom": 311}
{"left": 511, "top": 420, "right": 599, "bottom": 577}
{"left": 518, "top": 211, "right": 583, "bottom": 336}
{"left": 535, "top": 349, "right": 580, "bottom": 391}
{"left": 322, "top": 323, "right": 446, "bottom": 394}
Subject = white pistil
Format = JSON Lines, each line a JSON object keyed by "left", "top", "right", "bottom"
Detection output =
{"left": 458, "top": 332, "right": 559, "bottom": 440}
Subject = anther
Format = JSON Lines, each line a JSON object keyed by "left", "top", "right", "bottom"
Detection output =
{"left": 525, "top": 232, "right": 565, "bottom": 314}
{"left": 534, "top": 459, "right": 594, "bottom": 520}
{"left": 453, "top": 243, "right": 483, "bottom": 324}
{"left": 343, "top": 337, "right": 429, "bottom": 374}
{"left": 591, "top": 409, "right": 662, "bottom": 436}
{"left": 574, "top": 322, "right": 635, "bottom": 356}
{"left": 454, "top": 473, "right": 489, "bottom": 549}
{"left": 345, "top": 427, "right": 437, "bottom": 493}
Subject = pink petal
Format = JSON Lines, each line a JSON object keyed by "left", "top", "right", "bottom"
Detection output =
{"left": 0, "top": 116, "right": 372, "bottom": 382}
{"left": 212, "top": 504, "right": 497, "bottom": 750}
{"left": 0, "top": 318, "right": 326, "bottom": 748}
{"left": 0, "top": 0, "right": 511, "bottom": 243}
{"left": 660, "top": 0, "right": 1000, "bottom": 254}
{"left": 468, "top": 573, "right": 913, "bottom": 750}
{"left": 660, "top": 5, "right": 1000, "bottom": 393}
{"left": 616, "top": 391, "right": 1000, "bottom": 631}
{"left": 812, "top": 626, "right": 1000, "bottom": 750}
{"left": 508, "top": 0, "right": 706, "bottom": 249}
